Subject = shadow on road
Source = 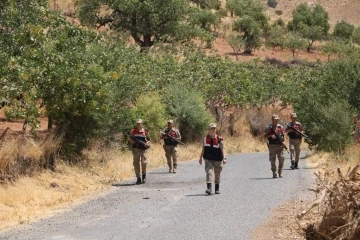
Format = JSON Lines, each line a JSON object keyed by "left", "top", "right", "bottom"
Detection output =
{"left": 248, "top": 177, "right": 274, "bottom": 180}
{"left": 148, "top": 172, "right": 170, "bottom": 175}
{"left": 112, "top": 183, "right": 136, "bottom": 187}
{"left": 185, "top": 194, "right": 208, "bottom": 197}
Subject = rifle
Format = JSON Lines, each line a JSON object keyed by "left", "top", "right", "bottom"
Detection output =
{"left": 159, "top": 130, "right": 185, "bottom": 145}
{"left": 125, "top": 133, "right": 150, "bottom": 149}
{"left": 286, "top": 123, "right": 310, "bottom": 139}
{"left": 272, "top": 125, "right": 289, "bottom": 153}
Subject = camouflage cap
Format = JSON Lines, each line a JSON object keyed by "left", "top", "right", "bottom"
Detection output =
{"left": 136, "top": 119, "right": 143, "bottom": 124}
{"left": 291, "top": 113, "right": 297, "bottom": 118}
{"left": 209, "top": 123, "right": 217, "bottom": 129}
{"left": 271, "top": 114, "right": 279, "bottom": 120}
{"left": 167, "top": 120, "right": 174, "bottom": 124}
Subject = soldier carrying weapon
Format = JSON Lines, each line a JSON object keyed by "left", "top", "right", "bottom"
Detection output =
{"left": 285, "top": 113, "right": 306, "bottom": 170}
{"left": 160, "top": 120, "right": 182, "bottom": 173}
{"left": 128, "top": 119, "right": 151, "bottom": 185}
{"left": 264, "top": 114, "right": 287, "bottom": 178}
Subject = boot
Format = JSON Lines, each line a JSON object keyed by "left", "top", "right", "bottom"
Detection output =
{"left": 215, "top": 184, "right": 220, "bottom": 194}
{"left": 290, "top": 161, "right": 295, "bottom": 170}
{"left": 278, "top": 170, "right": 283, "bottom": 178}
{"left": 295, "top": 162, "right": 299, "bottom": 169}
{"left": 135, "top": 177, "right": 142, "bottom": 185}
{"left": 205, "top": 183, "right": 212, "bottom": 195}
{"left": 273, "top": 172, "right": 277, "bottom": 178}
{"left": 142, "top": 174, "right": 146, "bottom": 184}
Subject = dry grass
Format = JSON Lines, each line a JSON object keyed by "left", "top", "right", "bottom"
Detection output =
{"left": 0, "top": 140, "right": 203, "bottom": 231}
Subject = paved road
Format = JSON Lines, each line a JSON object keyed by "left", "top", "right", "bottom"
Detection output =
{"left": 0, "top": 153, "right": 315, "bottom": 240}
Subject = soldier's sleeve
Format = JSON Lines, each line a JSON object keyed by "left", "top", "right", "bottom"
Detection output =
{"left": 219, "top": 140, "right": 225, "bottom": 150}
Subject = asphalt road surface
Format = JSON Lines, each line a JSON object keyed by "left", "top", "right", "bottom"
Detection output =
{"left": 0, "top": 152, "right": 315, "bottom": 240}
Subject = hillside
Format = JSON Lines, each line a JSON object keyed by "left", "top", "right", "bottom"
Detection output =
{"left": 267, "top": 0, "right": 360, "bottom": 28}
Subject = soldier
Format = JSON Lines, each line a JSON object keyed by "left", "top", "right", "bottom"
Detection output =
{"left": 199, "top": 123, "right": 227, "bottom": 195}
{"left": 264, "top": 114, "right": 286, "bottom": 178}
{"left": 160, "top": 120, "right": 181, "bottom": 173}
{"left": 128, "top": 119, "right": 151, "bottom": 185}
{"left": 285, "top": 113, "right": 304, "bottom": 169}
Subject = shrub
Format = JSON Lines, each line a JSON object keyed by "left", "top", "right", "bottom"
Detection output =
{"left": 267, "top": 0, "right": 278, "bottom": 8}
{"left": 162, "top": 86, "right": 215, "bottom": 142}
{"left": 333, "top": 20, "right": 355, "bottom": 40}
{"left": 131, "top": 92, "right": 167, "bottom": 142}
{"left": 352, "top": 27, "right": 360, "bottom": 45}
{"left": 275, "top": 10, "right": 283, "bottom": 15}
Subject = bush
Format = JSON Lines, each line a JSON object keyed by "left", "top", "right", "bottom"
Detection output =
{"left": 267, "top": 0, "right": 278, "bottom": 8}
{"left": 131, "top": 92, "right": 167, "bottom": 142}
{"left": 352, "top": 27, "right": 360, "bottom": 45}
{"left": 218, "top": 8, "right": 228, "bottom": 18}
{"left": 296, "top": 100, "right": 353, "bottom": 152}
{"left": 333, "top": 20, "right": 355, "bottom": 40}
{"left": 275, "top": 10, "right": 283, "bottom": 15}
{"left": 162, "top": 86, "right": 215, "bottom": 142}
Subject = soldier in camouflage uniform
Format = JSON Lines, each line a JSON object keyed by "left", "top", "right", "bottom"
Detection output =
{"left": 264, "top": 114, "right": 286, "bottom": 178}
{"left": 160, "top": 120, "right": 181, "bottom": 173}
{"left": 128, "top": 119, "right": 151, "bottom": 185}
{"left": 285, "top": 113, "right": 304, "bottom": 169}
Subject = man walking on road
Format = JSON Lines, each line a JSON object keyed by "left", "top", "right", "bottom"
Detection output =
{"left": 160, "top": 120, "right": 181, "bottom": 173}
{"left": 199, "top": 123, "right": 227, "bottom": 195}
{"left": 285, "top": 113, "right": 304, "bottom": 169}
{"left": 128, "top": 119, "right": 151, "bottom": 185}
{"left": 264, "top": 114, "right": 286, "bottom": 178}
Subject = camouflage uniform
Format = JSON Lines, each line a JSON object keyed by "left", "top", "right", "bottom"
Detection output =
{"left": 265, "top": 121, "right": 286, "bottom": 178}
{"left": 285, "top": 120, "right": 303, "bottom": 168}
{"left": 162, "top": 127, "right": 181, "bottom": 173}
{"left": 130, "top": 120, "right": 150, "bottom": 184}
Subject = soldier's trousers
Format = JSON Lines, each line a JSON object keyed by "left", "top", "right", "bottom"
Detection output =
{"left": 132, "top": 148, "right": 148, "bottom": 177}
{"left": 268, "top": 145, "right": 285, "bottom": 173}
{"left": 204, "top": 159, "right": 223, "bottom": 184}
{"left": 163, "top": 145, "right": 178, "bottom": 170}
{"left": 289, "top": 139, "right": 301, "bottom": 162}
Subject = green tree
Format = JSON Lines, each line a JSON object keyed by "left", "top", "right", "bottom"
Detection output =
{"left": 227, "top": 35, "right": 245, "bottom": 61}
{"left": 320, "top": 39, "right": 340, "bottom": 62}
{"left": 299, "top": 24, "right": 324, "bottom": 51}
{"left": 333, "top": 20, "right": 355, "bottom": 40}
{"left": 226, "top": 0, "right": 237, "bottom": 17}
{"left": 191, "top": 0, "right": 221, "bottom": 9}
{"left": 288, "top": 4, "right": 329, "bottom": 51}
{"left": 233, "top": 15, "right": 262, "bottom": 54}
{"left": 265, "top": 25, "right": 286, "bottom": 51}
{"left": 76, "top": 0, "right": 199, "bottom": 49}
{"left": 284, "top": 33, "right": 307, "bottom": 57}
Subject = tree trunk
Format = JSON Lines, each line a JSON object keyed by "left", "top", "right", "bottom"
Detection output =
{"left": 143, "top": 35, "right": 152, "bottom": 48}
{"left": 22, "top": 119, "right": 28, "bottom": 131}
{"left": 48, "top": 116, "right": 53, "bottom": 129}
